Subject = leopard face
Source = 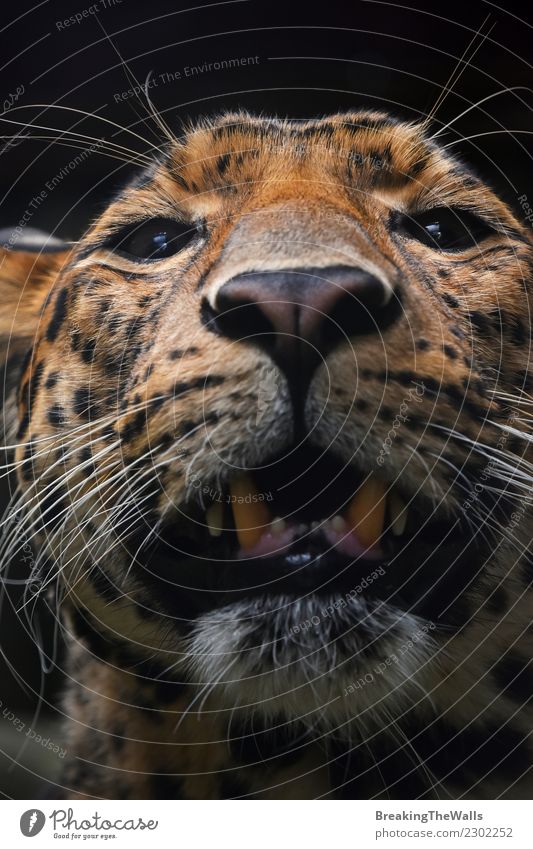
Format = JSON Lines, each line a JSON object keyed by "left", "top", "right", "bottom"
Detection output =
{"left": 2, "top": 110, "right": 533, "bottom": 798}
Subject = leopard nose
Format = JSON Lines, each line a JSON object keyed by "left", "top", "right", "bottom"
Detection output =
{"left": 211, "top": 265, "right": 400, "bottom": 387}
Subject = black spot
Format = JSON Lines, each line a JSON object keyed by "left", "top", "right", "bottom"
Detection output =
{"left": 81, "top": 338, "right": 96, "bottom": 364}
{"left": 73, "top": 387, "right": 93, "bottom": 419}
{"left": 16, "top": 410, "right": 30, "bottom": 440}
{"left": 407, "top": 153, "right": 429, "bottom": 178}
{"left": 19, "top": 347, "right": 33, "bottom": 376}
{"left": 108, "top": 315, "right": 124, "bottom": 334}
{"left": 172, "top": 374, "right": 225, "bottom": 397}
{"left": 168, "top": 346, "right": 199, "bottom": 360}
{"left": 469, "top": 311, "right": 491, "bottom": 334}
{"left": 443, "top": 344, "right": 458, "bottom": 359}
{"left": 70, "top": 329, "right": 81, "bottom": 352}
{"left": 174, "top": 173, "right": 189, "bottom": 191}
{"left": 442, "top": 292, "right": 459, "bottom": 308}
{"left": 45, "top": 371, "right": 60, "bottom": 390}
{"left": 71, "top": 608, "right": 114, "bottom": 659}
{"left": 395, "top": 370, "right": 418, "bottom": 386}
{"left": 79, "top": 446, "right": 92, "bottom": 464}
{"left": 489, "top": 307, "right": 504, "bottom": 334}
{"left": 121, "top": 410, "right": 147, "bottom": 443}
{"left": 88, "top": 565, "right": 119, "bottom": 602}
{"left": 416, "top": 339, "right": 430, "bottom": 351}
{"left": 126, "top": 316, "right": 143, "bottom": 341}
{"left": 72, "top": 386, "right": 90, "bottom": 419}
{"left": 510, "top": 316, "right": 527, "bottom": 346}
{"left": 21, "top": 436, "right": 34, "bottom": 473}
{"left": 46, "top": 287, "right": 69, "bottom": 342}
{"left": 26, "top": 360, "right": 45, "bottom": 414}
{"left": 39, "top": 488, "right": 66, "bottom": 529}
{"left": 216, "top": 153, "right": 231, "bottom": 174}
{"left": 48, "top": 403, "right": 66, "bottom": 427}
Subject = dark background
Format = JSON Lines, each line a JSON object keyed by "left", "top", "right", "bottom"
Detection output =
{"left": 1, "top": 0, "right": 532, "bottom": 797}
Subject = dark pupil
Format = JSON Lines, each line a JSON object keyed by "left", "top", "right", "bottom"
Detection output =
{"left": 119, "top": 219, "right": 192, "bottom": 259}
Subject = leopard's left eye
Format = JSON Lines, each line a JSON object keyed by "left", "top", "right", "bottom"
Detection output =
{"left": 107, "top": 217, "right": 199, "bottom": 261}
{"left": 398, "top": 207, "right": 495, "bottom": 251}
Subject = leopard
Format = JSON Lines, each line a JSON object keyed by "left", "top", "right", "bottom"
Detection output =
{"left": 1, "top": 110, "right": 532, "bottom": 800}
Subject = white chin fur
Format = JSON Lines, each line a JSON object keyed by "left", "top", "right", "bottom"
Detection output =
{"left": 184, "top": 595, "right": 436, "bottom": 730}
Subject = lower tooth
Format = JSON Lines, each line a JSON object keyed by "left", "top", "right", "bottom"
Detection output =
{"left": 389, "top": 492, "right": 408, "bottom": 536}
{"left": 331, "top": 515, "right": 346, "bottom": 533}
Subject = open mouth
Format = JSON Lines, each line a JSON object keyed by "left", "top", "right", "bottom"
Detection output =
{"left": 129, "top": 443, "right": 487, "bottom": 626}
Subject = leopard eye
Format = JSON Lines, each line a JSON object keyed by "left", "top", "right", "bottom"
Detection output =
{"left": 108, "top": 217, "right": 199, "bottom": 261}
{"left": 399, "top": 207, "right": 495, "bottom": 251}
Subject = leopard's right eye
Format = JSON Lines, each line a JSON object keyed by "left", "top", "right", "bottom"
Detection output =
{"left": 107, "top": 217, "right": 199, "bottom": 261}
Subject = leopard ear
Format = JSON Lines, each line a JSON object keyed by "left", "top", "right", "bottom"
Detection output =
{"left": 0, "top": 228, "right": 72, "bottom": 369}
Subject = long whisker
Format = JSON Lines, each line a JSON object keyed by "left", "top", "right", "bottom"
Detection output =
{"left": 442, "top": 129, "right": 533, "bottom": 149}
{"left": 423, "top": 14, "right": 493, "bottom": 127}
{"left": 429, "top": 86, "right": 533, "bottom": 140}
{"left": 0, "top": 103, "right": 163, "bottom": 152}
{"left": 0, "top": 134, "right": 153, "bottom": 168}
{"left": 22, "top": 419, "right": 211, "bottom": 599}
{"left": 94, "top": 15, "right": 175, "bottom": 148}
{"left": 1, "top": 392, "right": 172, "bottom": 466}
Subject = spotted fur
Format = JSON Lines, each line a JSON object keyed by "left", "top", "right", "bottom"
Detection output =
{"left": 1, "top": 111, "right": 532, "bottom": 799}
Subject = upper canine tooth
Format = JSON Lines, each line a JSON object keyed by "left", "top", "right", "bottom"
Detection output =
{"left": 389, "top": 491, "right": 408, "bottom": 537}
{"left": 206, "top": 501, "right": 224, "bottom": 537}
{"left": 229, "top": 472, "right": 272, "bottom": 550}
{"left": 345, "top": 475, "right": 386, "bottom": 548}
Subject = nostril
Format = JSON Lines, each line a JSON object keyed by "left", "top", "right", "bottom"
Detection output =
{"left": 324, "top": 288, "right": 403, "bottom": 346}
